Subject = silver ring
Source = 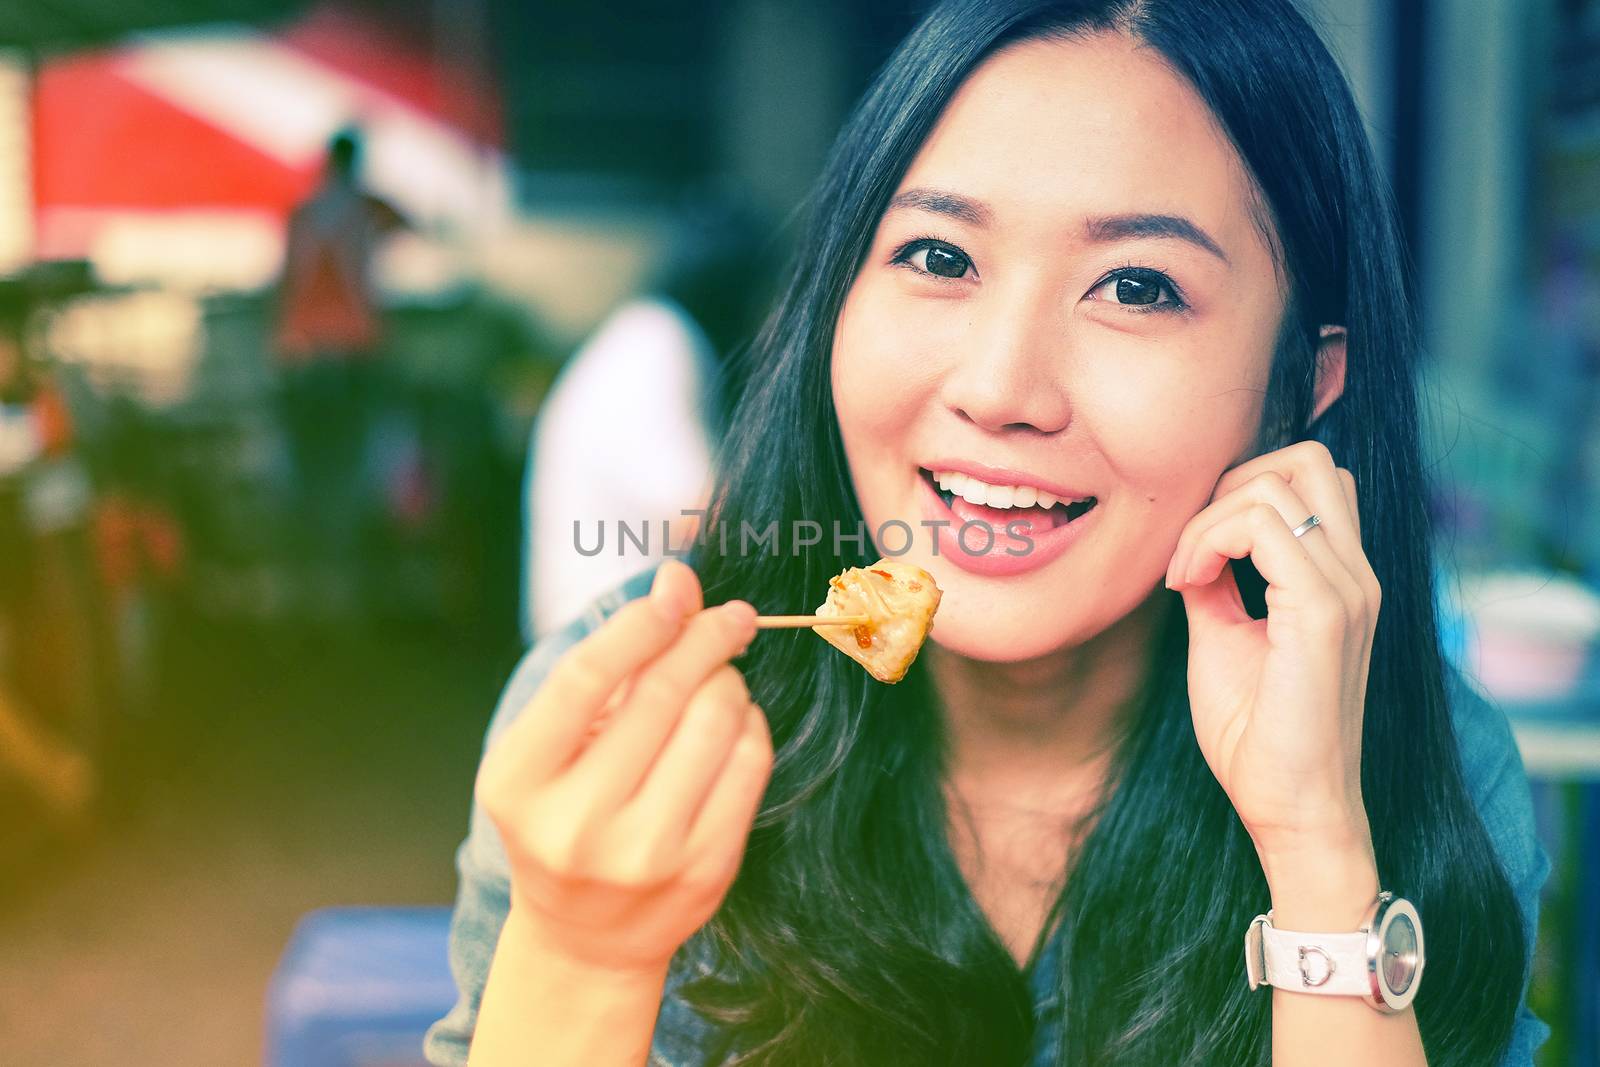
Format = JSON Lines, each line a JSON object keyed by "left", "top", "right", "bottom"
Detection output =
{"left": 1290, "top": 513, "right": 1322, "bottom": 539}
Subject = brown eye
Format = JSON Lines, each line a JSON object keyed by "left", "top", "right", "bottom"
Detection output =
{"left": 922, "top": 246, "right": 970, "bottom": 278}
{"left": 894, "top": 239, "right": 975, "bottom": 280}
{"left": 1116, "top": 274, "right": 1160, "bottom": 305}
{"left": 1087, "top": 267, "right": 1187, "bottom": 313}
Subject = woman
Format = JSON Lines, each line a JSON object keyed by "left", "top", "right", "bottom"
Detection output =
{"left": 0, "top": 302, "right": 98, "bottom": 834}
{"left": 427, "top": 1, "right": 1549, "bottom": 1064}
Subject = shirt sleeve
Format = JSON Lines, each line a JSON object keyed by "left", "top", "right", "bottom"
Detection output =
{"left": 1446, "top": 671, "right": 1554, "bottom": 1066}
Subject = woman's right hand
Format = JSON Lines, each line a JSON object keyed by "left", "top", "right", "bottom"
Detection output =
{"left": 476, "top": 559, "right": 772, "bottom": 976}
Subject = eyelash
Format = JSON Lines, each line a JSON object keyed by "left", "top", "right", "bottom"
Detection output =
{"left": 1097, "top": 260, "right": 1190, "bottom": 314}
{"left": 887, "top": 236, "right": 1191, "bottom": 315}
{"left": 889, "top": 235, "right": 975, "bottom": 279}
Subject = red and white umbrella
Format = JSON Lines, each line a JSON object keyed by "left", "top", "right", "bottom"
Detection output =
{"left": 30, "top": 7, "right": 510, "bottom": 289}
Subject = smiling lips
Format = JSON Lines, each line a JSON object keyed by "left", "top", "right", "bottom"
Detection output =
{"left": 916, "top": 464, "right": 1100, "bottom": 576}
{"left": 934, "top": 470, "right": 1094, "bottom": 527}
{"left": 921, "top": 466, "right": 1097, "bottom": 531}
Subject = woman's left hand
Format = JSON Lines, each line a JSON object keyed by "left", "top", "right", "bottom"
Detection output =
{"left": 1165, "top": 440, "right": 1381, "bottom": 869}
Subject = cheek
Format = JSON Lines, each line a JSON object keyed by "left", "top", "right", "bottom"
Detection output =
{"left": 1076, "top": 334, "right": 1271, "bottom": 516}
{"left": 830, "top": 284, "right": 941, "bottom": 461}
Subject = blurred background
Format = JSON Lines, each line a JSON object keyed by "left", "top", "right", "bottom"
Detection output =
{"left": 0, "top": 1, "right": 1594, "bottom": 1065}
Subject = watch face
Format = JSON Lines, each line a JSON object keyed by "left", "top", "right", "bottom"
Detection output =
{"left": 1382, "top": 913, "right": 1419, "bottom": 995}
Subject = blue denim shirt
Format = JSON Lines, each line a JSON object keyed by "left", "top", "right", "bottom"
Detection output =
{"left": 424, "top": 567, "right": 1553, "bottom": 1065}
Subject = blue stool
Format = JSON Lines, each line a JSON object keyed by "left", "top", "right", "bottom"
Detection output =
{"left": 266, "top": 906, "right": 457, "bottom": 1067}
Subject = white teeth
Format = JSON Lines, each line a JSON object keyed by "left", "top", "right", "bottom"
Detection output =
{"left": 930, "top": 469, "right": 1086, "bottom": 511}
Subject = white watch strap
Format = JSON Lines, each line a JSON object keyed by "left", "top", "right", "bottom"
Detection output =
{"left": 1257, "top": 922, "right": 1371, "bottom": 996}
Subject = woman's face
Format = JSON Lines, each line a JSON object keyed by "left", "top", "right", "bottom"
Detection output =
{"left": 831, "top": 33, "right": 1288, "bottom": 662}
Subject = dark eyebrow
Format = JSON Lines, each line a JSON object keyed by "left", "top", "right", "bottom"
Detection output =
{"left": 1083, "top": 213, "right": 1230, "bottom": 266}
{"left": 885, "top": 189, "right": 1230, "bottom": 266}
{"left": 885, "top": 187, "right": 992, "bottom": 227}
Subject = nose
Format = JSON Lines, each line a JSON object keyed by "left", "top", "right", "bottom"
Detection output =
{"left": 938, "top": 283, "right": 1073, "bottom": 435}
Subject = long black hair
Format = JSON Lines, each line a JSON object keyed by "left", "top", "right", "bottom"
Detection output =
{"left": 680, "top": 1, "right": 1529, "bottom": 1063}
{"left": 648, "top": 186, "right": 778, "bottom": 438}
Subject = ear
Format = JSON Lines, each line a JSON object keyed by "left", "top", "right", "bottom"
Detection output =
{"left": 1309, "top": 324, "right": 1347, "bottom": 424}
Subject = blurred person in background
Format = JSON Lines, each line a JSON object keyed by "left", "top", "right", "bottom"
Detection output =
{"left": 0, "top": 291, "right": 95, "bottom": 842}
{"left": 522, "top": 190, "right": 774, "bottom": 642}
{"left": 274, "top": 125, "right": 408, "bottom": 618}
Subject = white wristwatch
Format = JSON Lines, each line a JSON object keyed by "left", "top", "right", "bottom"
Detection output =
{"left": 1244, "top": 891, "right": 1424, "bottom": 1013}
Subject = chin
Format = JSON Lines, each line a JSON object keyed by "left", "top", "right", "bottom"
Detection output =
{"left": 918, "top": 572, "right": 1116, "bottom": 663}
{"left": 932, "top": 612, "right": 1126, "bottom": 663}
{"left": 928, "top": 622, "right": 1076, "bottom": 663}
{"left": 913, "top": 550, "right": 1165, "bottom": 664}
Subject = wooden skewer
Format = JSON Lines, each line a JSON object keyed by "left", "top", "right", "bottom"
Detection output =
{"left": 755, "top": 613, "right": 869, "bottom": 629}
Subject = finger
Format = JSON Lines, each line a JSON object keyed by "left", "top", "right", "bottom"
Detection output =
{"left": 619, "top": 668, "right": 754, "bottom": 845}
{"left": 651, "top": 557, "right": 705, "bottom": 620}
{"left": 492, "top": 581, "right": 694, "bottom": 787}
{"left": 567, "top": 600, "right": 757, "bottom": 812}
{"left": 1183, "top": 502, "right": 1350, "bottom": 628}
{"left": 1336, "top": 467, "right": 1360, "bottom": 540}
{"left": 1202, "top": 443, "right": 1380, "bottom": 611}
{"left": 1178, "top": 554, "right": 1249, "bottom": 629}
{"left": 1170, "top": 472, "right": 1357, "bottom": 605}
{"left": 1168, "top": 472, "right": 1308, "bottom": 588}
{"left": 1213, "top": 441, "right": 1361, "bottom": 561}
{"left": 684, "top": 703, "right": 773, "bottom": 870}
{"left": 580, "top": 687, "right": 625, "bottom": 743}
{"left": 1331, "top": 467, "right": 1382, "bottom": 613}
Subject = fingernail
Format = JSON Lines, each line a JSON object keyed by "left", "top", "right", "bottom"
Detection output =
{"left": 722, "top": 600, "right": 757, "bottom": 633}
